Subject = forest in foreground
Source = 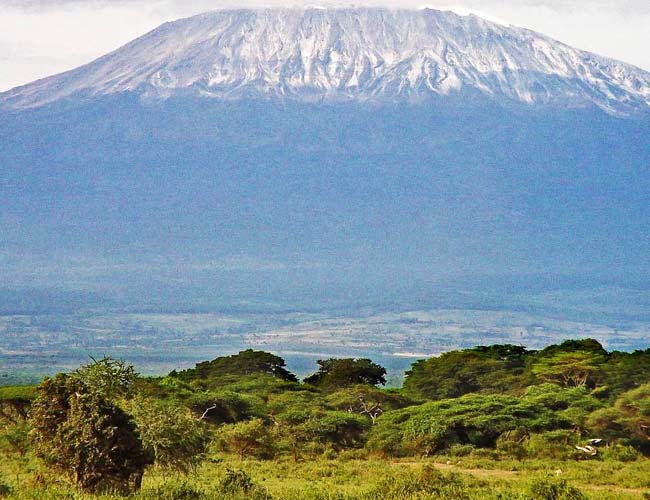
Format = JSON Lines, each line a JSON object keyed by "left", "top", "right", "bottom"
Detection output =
{"left": 1, "top": 339, "right": 650, "bottom": 499}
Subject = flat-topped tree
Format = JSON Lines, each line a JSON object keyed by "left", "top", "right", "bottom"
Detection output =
{"left": 403, "top": 345, "right": 531, "bottom": 400}
{"left": 530, "top": 340, "right": 608, "bottom": 390}
{"left": 175, "top": 350, "right": 298, "bottom": 385}
{"left": 531, "top": 351, "right": 607, "bottom": 389}
{"left": 535, "top": 339, "right": 609, "bottom": 357}
{"left": 304, "top": 358, "right": 387, "bottom": 389}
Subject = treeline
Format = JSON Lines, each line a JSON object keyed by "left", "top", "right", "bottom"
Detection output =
{"left": 1, "top": 339, "right": 650, "bottom": 495}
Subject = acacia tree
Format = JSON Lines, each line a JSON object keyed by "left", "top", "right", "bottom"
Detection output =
{"left": 75, "top": 357, "right": 138, "bottom": 398}
{"left": 220, "top": 418, "right": 272, "bottom": 459}
{"left": 29, "top": 374, "right": 152, "bottom": 493}
{"left": 127, "top": 396, "right": 209, "bottom": 473}
{"left": 304, "top": 359, "right": 387, "bottom": 389}
{"left": 588, "top": 383, "right": 650, "bottom": 451}
{"left": 404, "top": 346, "right": 530, "bottom": 400}
{"left": 615, "top": 383, "right": 650, "bottom": 442}
{"left": 176, "top": 350, "right": 298, "bottom": 386}
{"left": 274, "top": 411, "right": 320, "bottom": 462}
{"left": 531, "top": 351, "right": 606, "bottom": 388}
{"left": 325, "top": 385, "right": 411, "bottom": 423}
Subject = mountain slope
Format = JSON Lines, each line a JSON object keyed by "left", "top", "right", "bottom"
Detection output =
{"left": 1, "top": 8, "right": 649, "bottom": 307}
{"left": 2, "top": 8, "right": 650, "bottom": 113}
{"left": 1, "top": 96, "right": 649, "bottom": 294}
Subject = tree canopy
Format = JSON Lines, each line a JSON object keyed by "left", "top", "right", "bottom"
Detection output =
{"left": 404, "top": 345, "right": 530, "bottom": 399}
{"left": 10, "top": 337, "right": 650, "bottom": 496}
{"left": 304, "top": 358, "right": 387, "bottom": 389}
{"left": 175, "top": 350, "right": 298, "bottom": 387}
{"left": 29, "top": 373, "right": 152, "bottom": 493}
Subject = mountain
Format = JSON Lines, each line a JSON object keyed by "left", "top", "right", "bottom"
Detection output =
{"left": 2, "top": 8, "right": 650, "bottom": 114}
{"left": 1, "top": 8, "right": 649, "bottom": 310}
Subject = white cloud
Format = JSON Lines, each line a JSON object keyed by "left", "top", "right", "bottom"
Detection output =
{"left": 1, "top": 0, "right": 649, "bottom": 92}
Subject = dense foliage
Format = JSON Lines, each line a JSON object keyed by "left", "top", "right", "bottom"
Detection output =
{"left": 1, "top": 340, "right": 650, "bottom": 498}
{"left": 404, "top": 340, "right": 650, "bottom": 401}
{"left": 174, "top": 350, "right": 298, "bottom": 388}
{"left": 29, "top": 373, "right": 151, "bottom": 493}
{"left": 303, "top": 358, "right": 387, "bottom": 389}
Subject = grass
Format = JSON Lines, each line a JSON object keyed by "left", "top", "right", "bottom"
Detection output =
{"left": 1, "top": 452, "right": 650, "bottom": 499}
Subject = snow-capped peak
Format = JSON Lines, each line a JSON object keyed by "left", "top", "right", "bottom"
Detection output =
{"left": 3, "top": 8, "right": 650, "bottom": 112}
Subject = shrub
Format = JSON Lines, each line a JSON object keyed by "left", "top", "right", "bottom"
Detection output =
{"left": 0, "top": 479, "right": 11, "bottom": 498}
{"left": 219, "top": 467, "right": 273, "bottom": 500}
{"left": 220, "top": 467, "right": 255, "bottom": 494}
{"left": 448, "top": 443, "right": 475, "bottom": 457}
{"left": 219, "top": 418, "right": 273, "bottom": 459}
{"left": 529, "top": 478, "right": 587, "bottom": 500}
{"left": 525, "top": 431, "right": 577, "bottom": 460}
{"left": 138, "top": 480, "right": 205, "bottom": 500}
{"left": 127, "top": 396, "right": 209, "bottom": 473}
{"left": 601, "top": 444, "right": 641, "bottom": 462}
{"left": 29, "top": 373, "right": 152, "bottom": 493}
{"left": 1, "top": 421, "right": 31, "bottom": 457}
{"left": 364, "top": 466, "right": 473, "bottom": 499}
{"left": 495, "top": 429, "right": 528, "bottom": 459}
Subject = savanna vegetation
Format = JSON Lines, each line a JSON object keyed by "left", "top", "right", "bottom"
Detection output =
{"left": 1, "top": 340, "right": 650, "bottom": 499}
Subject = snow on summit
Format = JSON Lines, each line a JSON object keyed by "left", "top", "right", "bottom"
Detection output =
{"left": 3, "top": 8, "right": 650, "bottom": 112}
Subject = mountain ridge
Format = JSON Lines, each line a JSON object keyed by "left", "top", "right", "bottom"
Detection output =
{"left": 2, "top": 7, "right": 650, "bottom": 114}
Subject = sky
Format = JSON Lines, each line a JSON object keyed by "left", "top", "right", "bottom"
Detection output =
{"left": 1, "top": 0, "right": 649, "bottom": 92}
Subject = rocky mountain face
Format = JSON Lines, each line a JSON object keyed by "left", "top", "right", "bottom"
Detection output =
{"left": 2, "top": 8, "right": 650, "bottom": 113}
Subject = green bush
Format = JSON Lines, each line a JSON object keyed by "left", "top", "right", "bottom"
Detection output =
{"left": 448, "top": 443, "right": 475, "bottom": 457}
{"left": 364, "top": 466, "right": 473, "bottom": 499}
{"left": 601, "top": 444, "right": 641, "bottom": 462}
{"left": 219, "top": 418, "right": 274, "bottom": 459}
{"left": 220, "top": 467, "right": 255, "bottom": 493}
{"left": 495, "top": 430, "right": 527, "bottom": 459}
{"left": 138, "top": 480, "right": 205, "bottom": 500}
{"left": 219, "top": 467, "right": 273, "bottom": 500}
{"left": 529, "top": 478, "right": 587, "bottom": 500}
{"left": 127, "top": 396, "right": 209, "bottom": 473}
{"left": 524, "top": 431, "right": 578, "bottom": 460}
{"left": 0, "top": 479, "right": 11, "bottom": 498}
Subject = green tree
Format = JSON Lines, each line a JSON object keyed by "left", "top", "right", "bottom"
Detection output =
{"left": 366, "top": 391, "right": 580, "bottom": 457}
{"left": 304, "top": 358, "right": 387, "bottom": 389}
{"left": 29, "top": 374, "right": 152, "bottom": 493}
{"left": 522, "top": 384, "right": 602, "bottom": 434}
{"left": 602, "top": 349, "right": 650, "bottom": 398}
{"left": 127, "top": 396, "right": 209, "bottom": 473}
{"left": 313, "top": 411, "right": 371, "bottom": 449}
{"left": 588, "top": 383, "right": 650, "bottom": 452}
{"left": 220, "top": 418, "right": 273, "bottom": 460}
{"left": 75, "top": 356, "right": 138, "bottom": 398}
{"left": 404, "top": 345, "right": 530, "bottom": 400}
{"left": 531, "top": 351, "right": 606, "bottom": 388}
{"left": 325, "top": 385, "right": 414, "bottom": 423}
{"left": 404, "top": 414, "right": 451, "bottom": 457}
{"left": 615, "top": 383, "right": 650, "bottom": 442}
{"left": 175, "top": 350, "right": 298, "bottom": 388}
